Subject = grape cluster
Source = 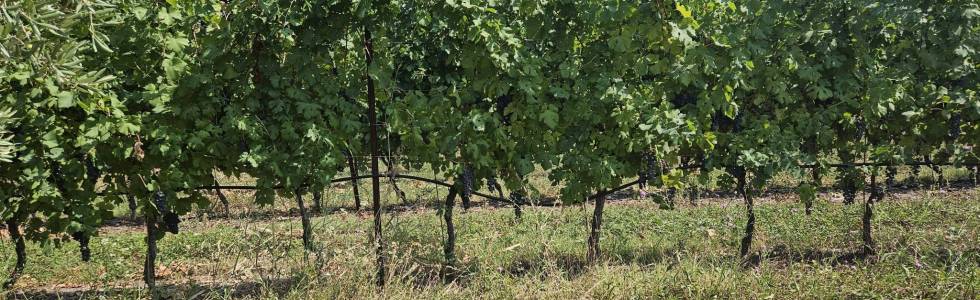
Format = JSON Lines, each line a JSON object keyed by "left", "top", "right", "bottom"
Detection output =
{"left": 51, "top": 164, "right": 63, "bottom": 184}
{"left": 644, "top": 152, "right": 659, "bottom": 184}
{"left": 496, "top": 95, "right": 512, "bottom": 125}
{"left": 638, "top": 155, "right": 649, "bottom": 188}
{"left": 885, "top": 166, "right": 897, "bottom": 187}
{"left": 711, "top": 111, "right": 734, "bottom": 132}
{"left": 71, "top": 231, "right": 91, "bottom": 262}
{"left": 948, "top": 114, "right": 961, "bottom": 139}
{"left": 155, "top": 191, "right": 180, "bottom": 234}
{"left": 670, "top": 91, "right": 696, "bottom": 108}
{"left": 238, "top": 137, "right": 249, "bottom": 152}
{"left": 84, "top": 156, "right": 100, "bottom": 186}
{"left": 972, "top": 166, "right": 979, "bottom": 185}
{"left": 840, "top": 168, "right": 859, "bottom": 205}
{"left": 509, "top": 191, "right": 526, "bottom": 205}
{"left": 665, "top": 187, "right": 677, "bottom": 208}
{"left": 930, "top": 164, "right": 945, "bottom": 187}
{"left": 910, "top": 165, "right": 921, "bottom": 186}
{"left": 490, "top": 177, "right": 509, "bottom": 199}
{"left": 870, "top": 182, "right": 884, "bottom": 201}
{"left": 687, "top": 186, "right": 700, "bottom": 205}
{"left": 487, "top": 177, "right": 500, "bottom": 193}
{"left": 461, "top": 166, "right": 474, "bottom": 199}
{"left": 842, "top": 184, "right": 857, "bottom": 204}
{"left": 855, "top": 119, "right": 866, "bottom": 140}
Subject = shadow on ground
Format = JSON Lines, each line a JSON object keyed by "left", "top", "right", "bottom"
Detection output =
{"left": 4, "top": 275, "right": 303, "bottom": 300}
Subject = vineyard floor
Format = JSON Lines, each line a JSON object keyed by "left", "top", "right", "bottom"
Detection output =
{"left": 1, "top": 182, "right": 978, "bottom": 299}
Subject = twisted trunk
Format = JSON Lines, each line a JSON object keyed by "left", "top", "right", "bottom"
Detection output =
{"left": 929, "top": 164, "right": 944, "bottom": 188}
{"left": 807, "top": 167, "right": 821, "bottom": 215}
{"left": 863, "top": 172, "right": 881, "bottom": 256}
{"left": 688, "top": 186, "right": 699, "bottom": 206}
{"left": 311, "top": 189, "right": 323, "bottom": 214}
{"left": 511, "top": 194, "right": 523, "bottom": 221}
{"left": 347, "top": 152, "right": 362, "bottom": 210}
{"left": 295, "top": 189, "right": 314, "bottom": 251}
{"left": 736, "top": 169, "right": 755, "bottom": 258}
{"left": 127, "top": 194, "right": 138, "bottom": 220}
{"left": 460, "top": 167, "right": 473, "bottom": 210}
{"left": 587, "top": 193, "right": 606, "bottom": 263}
{"left": 3, "top": 220, "right": 26, "bottom": 289}
{"left": 443, "top": 184, "right": 459, "bottom": 266}
{"left": 212, "top": 176, "right": 231, "bottom": 216}
{"left": 910, "top": 165, "right": 921, "bottom": 187}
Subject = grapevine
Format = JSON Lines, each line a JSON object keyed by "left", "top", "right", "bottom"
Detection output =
{"left": 0, "top": 0, "right": 975, "bottom": 290}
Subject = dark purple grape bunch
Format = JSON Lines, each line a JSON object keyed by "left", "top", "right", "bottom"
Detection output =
{"left": 645, "top": 152, "right": 660, "bottom": 185}
{"left": 51, "top": 163, "right": 64, "bottom": 185}
{"left": 855, "top": 118, "right": 866, "bottom": 140}
{"left": 670, "top": 91, "right": 696, "bottom": 109}
{"left": 948, "top": 114, "right": 961, "bottom": 139}
{"left": 638, "top": 154, "right": 650, "bottom": 188}
{"left": 154, "top": 191, "right": 180, "bottom": 234}
{"left": 487, "top": 176, "right": 505, "bottom": 196}
{"left": 972, "top": 166, "right": 979, "bottom": 185}
{"left": 841, "top": 169, "right": 858, "bottom": 205}
{"left": 885, "top": 166, "right": 897, "bottom": 187}
{"left": 461, "top": 166, "right": 474, "bottom": 199}
{"left": 71, "top": 231, "right": 91, "bottom": 262}
{"left": 509, "top": 191, "right": 526, "bottom": 205}
{"left": 496, "top": 95, "right": 513, "bottom": 125}
{"left": 665, "top": 187, "right": 677, "bottom": 208}
{"left": 870, "top": 180, "right": 885, "bottom": 201}
{"left": 84, "top": 156, "right": 100, "bottom": 186}
{"left": 687, "top": 186, "right": 699, "bottom": 205}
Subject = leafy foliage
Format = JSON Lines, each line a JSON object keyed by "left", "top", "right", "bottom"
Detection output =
{"left": 0, "top": 0, "right": 976, "bottom": 285}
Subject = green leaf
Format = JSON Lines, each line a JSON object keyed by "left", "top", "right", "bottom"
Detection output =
{"left": 57, "top": 91, "right": 75, "bottom": 108}
{"left": 540, "top": 109, "right": 559, "bottom": 129}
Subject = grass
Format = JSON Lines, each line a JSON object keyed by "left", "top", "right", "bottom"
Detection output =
{"left": 1, "top": 180, "right": 978, "bottom": 299}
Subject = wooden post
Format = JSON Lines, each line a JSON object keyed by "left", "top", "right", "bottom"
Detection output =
{"left": 364, "top": 26, "right": 386, "bottom": 288}
{"left": 143, "top": 212, "right": 158, "bottom": 291}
